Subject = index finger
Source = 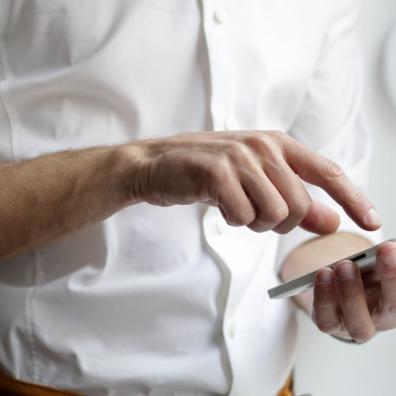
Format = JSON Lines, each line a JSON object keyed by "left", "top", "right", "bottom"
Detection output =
{"left": 284, "top": 137, "right": 381, "bottom": 231}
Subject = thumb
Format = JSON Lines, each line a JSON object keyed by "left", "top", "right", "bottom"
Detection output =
{"left": 300, "top": 200, "right": 340, "bottom": 235}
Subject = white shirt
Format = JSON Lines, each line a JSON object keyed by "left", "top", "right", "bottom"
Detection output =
{"left": 0, "top": 1, "right": 381, "bottom": 395}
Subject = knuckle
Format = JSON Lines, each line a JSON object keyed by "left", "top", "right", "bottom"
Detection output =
{"left": 248, "top": 220, "right": 270, "bottom": 233}
{"left": 270, "top": 130, "right": 293, "bottom": 149}
{"left": 269, "top": 205, "right": 289, "bottom": 225}
{"left": 265, "top": 130, "right": 286, "bottom": 141}
{"left": 346, "top": 189, "right": 365, "bottom": 207}
{"left": 349, "top": 327, "right": 375, "bottom": 342}
{"left": 274, "top": 225, "right": 294, "bottom": 235}
{"left": 211, "top": 159, "right": 232, "bottom": 182}
{"left": 246, "top": 212, "right": 257, "bottom": 226}
{"left": 231, "top": 211, "right": 255, "bottom": 227}
{"left": 322, "top": 160, "right": 344, "bottom": 179}
{"left": 244, "top": 133, "right": 281, "bottom": 155}
{"left": 291, "top": 197, "right": 313, "bottom": 219}
{"left": 226, "top": 141, "right": 251, "bottom": 163}
{"left": 317, "top": 320, "right": 340, "bottom": 334}
{"left": 205, "top": 163, "right": 233, "bottom": 200}
{"left": 242, "top": 134, "right": 263, "bottom": 149}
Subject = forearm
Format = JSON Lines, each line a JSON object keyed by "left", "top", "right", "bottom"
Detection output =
{"left": 0, "top": 128, "right": 381, "bottom": 263}
{"left": 0, "top": 145, "right": 140, "bottom": 259}
{"left": 280, "top": 232, "right": 374, "bottom": 313}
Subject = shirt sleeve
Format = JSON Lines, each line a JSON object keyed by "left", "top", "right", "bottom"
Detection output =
{"left": 275, "top": 0, "right": 383, "bottom": 270}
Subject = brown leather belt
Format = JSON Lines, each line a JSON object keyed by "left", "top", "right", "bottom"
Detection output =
{"left": 0, "top": 372, "right": 80, "bottom": 396}
{"left": 0, "top": 372, "right": 293, "bottom": 396}
{"left": 277, "top": 375, "right": 294, "bottom": 396}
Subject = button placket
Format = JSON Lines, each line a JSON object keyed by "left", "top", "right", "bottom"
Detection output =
{"left": 202, "top": 2, "right": 242, "bottom": 394}
{"left": 202, "top": 1, "right": 233, "bottom": 131}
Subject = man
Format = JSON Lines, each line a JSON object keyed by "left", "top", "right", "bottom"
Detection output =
{"left": 0, "top": 0, "right": 394, "bottom": 395}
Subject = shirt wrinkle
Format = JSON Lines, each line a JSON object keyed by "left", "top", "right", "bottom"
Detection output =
{"left": 0, "top": 1, "right": 380, "bottom": 395}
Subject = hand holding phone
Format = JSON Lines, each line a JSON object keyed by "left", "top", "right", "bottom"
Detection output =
{"left": 268, "top": 239, "right": 395, "bottom": 299}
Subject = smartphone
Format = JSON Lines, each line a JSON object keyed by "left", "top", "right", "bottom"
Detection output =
{"left": 268, "top": 239, "right": 395, "bottom": 299}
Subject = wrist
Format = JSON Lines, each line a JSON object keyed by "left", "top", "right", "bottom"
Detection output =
{"left": 113, "top": 141, "right": 152, "bottom": 206}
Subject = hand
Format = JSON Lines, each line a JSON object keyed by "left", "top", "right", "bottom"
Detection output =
{"left": 128, "top": 130, "right": 381, "bottom": 234}
{"left": 313, "top": 241, "right": 396, "bottom": 342}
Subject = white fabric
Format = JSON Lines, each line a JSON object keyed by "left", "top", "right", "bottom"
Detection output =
{"left": 0, "top": 0, "right": 381, "bottom": 395}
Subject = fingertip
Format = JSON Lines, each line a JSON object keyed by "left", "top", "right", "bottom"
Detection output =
{"left": 314, "top": 269, "right": 336, "bottom": 304}
{"left": 364, "top": 208, "right": 382, "bottom": 229}
{"left": 376, "top": 243, "right": 396, "bottom": 274}
{"left": 345, "top": 208, "right": 382, "bottom": 231}
{"left": 334, "top": 260, "right": 357, "bottom": 281}
{"left": 350, "top": 206, "right": 382, "bottom": 231}
{"left": 376, "top": 241, "right": 396, "bottom": 258}
{"left": 316, "top": 268, "right": 334, "bottom": 286}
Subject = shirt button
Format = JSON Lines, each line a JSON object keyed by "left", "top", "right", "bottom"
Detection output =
{"left": 224, "top": 118, "right": 238, "bottom": 131}
{"left": 228, "top": 321, "right": 237, "bottom": 338}
{"left": 213, "top": 10, "right": 227, "bottom": 24}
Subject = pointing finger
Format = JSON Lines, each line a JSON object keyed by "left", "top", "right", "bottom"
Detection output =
{"left": 284, "top": 136, "right": 381, "bottom": 231}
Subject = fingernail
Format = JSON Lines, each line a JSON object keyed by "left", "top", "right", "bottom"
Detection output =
{"left": 317, "top": 269, "right": 333, "bottom": 285}
{"left": 365, "top": 208, "right": 382, "bottom": 227}
{"left": 336, "top": 260, "right": 355, "bottom": 280}
{"left": 379, "top": 249, "right": 396, "bottom": 268}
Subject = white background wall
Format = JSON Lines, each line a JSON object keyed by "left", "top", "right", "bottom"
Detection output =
{"left": 294, "top": 0, "right": 396, "bottom": 395}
